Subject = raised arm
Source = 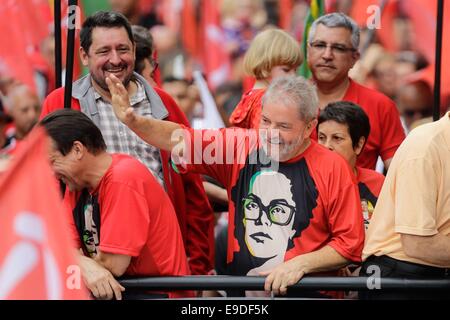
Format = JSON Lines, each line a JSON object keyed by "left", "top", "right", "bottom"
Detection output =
{"left": 106, "top": 74, "right": 183, "bottom": 153}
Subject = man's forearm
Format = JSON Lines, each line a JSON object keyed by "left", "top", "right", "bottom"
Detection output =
{"left": 94, "top": 251, "right": 131, "bottom": 277}
{"left": 127, "top": 115, "right": 183, "bottom": 153}
{"left": 402, "top": 233, "right": 450, "bottom": 266}
{"left": 293, "top": 245, "right": 350, "bottom": 274}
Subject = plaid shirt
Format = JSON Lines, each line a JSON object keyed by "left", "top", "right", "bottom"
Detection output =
{"left": 94, "top": 80, "right": 164, "bottom": 186}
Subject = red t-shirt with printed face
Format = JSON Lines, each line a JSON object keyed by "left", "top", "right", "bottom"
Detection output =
{"left": 176, "top": 128, "right": 364, "bottom": 283}
{"left": 356, "top": 166, "right": 385, "bottom": 230}
{"left": 65, "top": 154, "right": 191, "bottom": 298}
{"left": 311, "top": 79, "right": 405, "bottom": 170}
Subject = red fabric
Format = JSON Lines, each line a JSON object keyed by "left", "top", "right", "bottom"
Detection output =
{"left": 284, "top": 143, "right": 364, "bottom": 263}
{"left": 201, "top": 0, "right": 231, "bottom": 89}
{"left": 178, "top": 128, "right": 364, "bottom": 266}
{"left": 41, "top": 86, "right": 215, "bottom": 276}
{"left": 402, "top": 0, "right": 450, "bottom": 110}
{"left": 0, "top": 128, "right": 88, "bottom": 299}
{"left": 312, "top": 79, "right": 406, "bottom": 169}
{"left": 350, "top": 0, "right": 399, "bottom": 52}
{"left": 228, "top": 88, "right": 265, "bottom": 129}
{"left": 181, "top": 0, "right": 199, "bottom": 58}
{"left": 279, "top": 0, "right": 293, "bottom": 30}
{"left": 357, "top": 166, "right": 385, "bottom": 228}
{"left": 161, "top": 0, "right": 179, "bottom": 32}
{"left": 0, "top": 2, "right": 35, "bottom": 91}
{"left": 343, "top": 80, "right": 405, "bottom": 169}
{"left": 98, "top": 155, "right": 189, "bottom": 276}
{"left": 357, "top": 167, "right": 385, "bottom": 199}
{"left": 242, "top": 76, "right": 256, "bottom": 93}
{"left": 153, "top": 50, "right": 162, "bottom": 88}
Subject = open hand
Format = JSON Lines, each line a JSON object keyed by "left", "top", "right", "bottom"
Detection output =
{"left": 106, "top": 74, "right": 136, "bottom": 126}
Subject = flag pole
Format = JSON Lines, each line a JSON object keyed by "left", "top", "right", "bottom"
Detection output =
{"left": 433, "top": 0, "right": 444, "bottom": 121}
{"left": 64, "top": 0, "right": 78, "bottom": 109}
{"left": 54, "top": 0, "right": 62, "bottom": 88}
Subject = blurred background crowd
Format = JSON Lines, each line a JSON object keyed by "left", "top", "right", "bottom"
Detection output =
{"left": 1, "top": 0, "right": 449, "bottom": 148}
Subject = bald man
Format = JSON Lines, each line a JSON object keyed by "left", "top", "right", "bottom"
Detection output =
{"left": 4, "top": 85, "right": 41, "bottom": 141}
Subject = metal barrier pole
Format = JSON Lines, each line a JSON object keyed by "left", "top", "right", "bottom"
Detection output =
{"left": 118, "top": 276, "right": 450, "bottom": 291}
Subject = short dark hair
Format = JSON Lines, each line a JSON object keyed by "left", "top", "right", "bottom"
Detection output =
{"left": 40, "top": 109, "right": 107, "bottom": 155}
{"left": 132, "top": 25, "right": 153, "bottom": 74}
{"left": 80, "top": 11, "right": 134, "bottom": 53}
{"left": 318, "top": 101, "right": 371, "bottom": 148}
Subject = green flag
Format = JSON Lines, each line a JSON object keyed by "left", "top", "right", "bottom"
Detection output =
{"left": 298, "top": 0, "right": 325, "bottom": 78}
{"left": 81, "top": 0, "right": 111, "bottom": 16}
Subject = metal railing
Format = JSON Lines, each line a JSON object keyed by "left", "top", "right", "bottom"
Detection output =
{"left": 118, "top": 276, "right": 450, "bottom": 292}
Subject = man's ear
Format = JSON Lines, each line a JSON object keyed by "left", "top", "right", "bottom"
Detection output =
{"left": 354, "top": 136, "right": 366, "bottom": 156}
{"left": 304, "top": 118, "right": 318, "bottom": 138}
{"left": 80, "top": 47, "right": 89, "bottom": 67}
{"left": 351, "top": 50, "right": 361, "bottom": 68}
{"left": 72, "top": 141, "right": 85, "bottom": 160}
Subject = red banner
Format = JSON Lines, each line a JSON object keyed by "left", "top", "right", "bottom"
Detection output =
{"left": 0, "top": 128, "right": 88, "bottom": 300}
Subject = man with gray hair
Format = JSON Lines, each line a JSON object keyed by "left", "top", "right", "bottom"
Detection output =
{"left": 307, "top": 12, "right": 405, "bottom": 170}
{"left": 107, "top": 73, "right": 365, "bottom": 297}
{"left": 3, "top": 84, "right": 41, "bottom": 150}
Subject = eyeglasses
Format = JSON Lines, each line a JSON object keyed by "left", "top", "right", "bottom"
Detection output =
{"left": 242, "top": 194, "right": 295, "bottom": 226}
{"left": 309, "top": 41, "right": 357, "bottom": 55}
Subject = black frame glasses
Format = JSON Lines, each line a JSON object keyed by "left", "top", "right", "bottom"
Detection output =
{"left": 242, "top": 194, "right": 296, "bottom": 226}
{"left": 309, "top": 41, "right": 357, "bottom": 55}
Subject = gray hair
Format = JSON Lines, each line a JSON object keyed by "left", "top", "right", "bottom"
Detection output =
{"left": 262, "top": 76, "right": 318, "bottom": 122}
{"left": 3, "top": 84, "right": 38, "bottom": 112}
{"left": 308, "top": 13, "right": 360, "bottom": 50}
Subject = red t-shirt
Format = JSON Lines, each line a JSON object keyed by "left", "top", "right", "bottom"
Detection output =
{"left": 312, "top": 79, "right": 405, "bottom": 169}
{"left": 176, "top": 128, "right": 364, "bottom": 283}
{"left": 229, "top": 88, "right": 265, "bottom": 129}
{"left": 356, "top": 166, "right": 385, "bottom": 230}
{"left": 66, "top": 154, "right": 191, "bottom": 298}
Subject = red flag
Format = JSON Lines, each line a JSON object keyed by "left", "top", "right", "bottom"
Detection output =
{"left": 17, "top": 0, "right": 50, "bottom": 52}
{"left": 0, "top": 1, "right": 36, "bottom": 91}
{"left": 139, "top": 0, "right": 155, "bottom": 13}
{"left": 0, "top": 128, "right": 88, "bottom": 300}
{"left": 350, "top": 0, "right": 399, "bottom": 52}
{"left": 402, "top": 0, "right": 450, "bottom": 110}
{"left": 182, "top": 0, "right": 199, "bottom": 58}
{"left": 201, "top": 0, "right": 231, "bottom": 90}
{"left": 161, "top": 0, "right": 181, "bottom": 32}
{"left": 279, "top": 0, "right": 293, "bottom": 30}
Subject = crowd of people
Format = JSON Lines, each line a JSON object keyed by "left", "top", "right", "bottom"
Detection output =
{"left": 0, "top": 0, "right": 449, "bottom": 300}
